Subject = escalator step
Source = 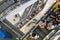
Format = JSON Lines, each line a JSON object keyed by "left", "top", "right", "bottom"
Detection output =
{"left": 34, "top": 31, "right": 43, "bottom": 40}
{"left": 38, "top": 37, "right": 42, "bottom": 40}
{"left": 41, "top": 28, "right": 49, "bottom": 35}
{"left": 36, "top": 27, "right": 47, "bottom": 34}
{"left": 32, "top": 31, "right": 43, "bottom": 40}
{"left": 35, "top": 29, "right": 46, "bottom": 38}
{"left": 37, "top": 26, "right": 49, "bottom": 35}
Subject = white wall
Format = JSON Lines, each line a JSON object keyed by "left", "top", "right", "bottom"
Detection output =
{"left": 5, "top": 0, "right": 38, "bottom": 25}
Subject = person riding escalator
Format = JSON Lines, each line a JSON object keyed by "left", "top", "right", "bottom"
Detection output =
{"left": 53, "top": 0, "right": 60, "bottom": 25}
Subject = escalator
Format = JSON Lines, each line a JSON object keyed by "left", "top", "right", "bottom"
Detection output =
{"left": 28, "top": 2, "right": 57, "bottom": 40}
{"left": 0, "top": 0, "right": 57, "bottom": 40}
{"left": 33, "top": 26, "right": 50, "bottom": 40}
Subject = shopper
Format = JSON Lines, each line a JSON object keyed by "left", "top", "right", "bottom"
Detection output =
{"left": 39, "top": 20, "right": 46, "bottom": 29}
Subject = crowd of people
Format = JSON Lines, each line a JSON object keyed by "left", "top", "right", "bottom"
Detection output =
{"left": 39, "top": 8, "right": 60, "bottom": 30}
{"left": 39, "top": 0, "right": 60, "bottom": 30}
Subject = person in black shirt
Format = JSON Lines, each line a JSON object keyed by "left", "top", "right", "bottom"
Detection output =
{"left": 56, "top": 10, "right": 60, "bottom": 24}
{"left": 50, "top": 10, "right": 58, "bottom": 19}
